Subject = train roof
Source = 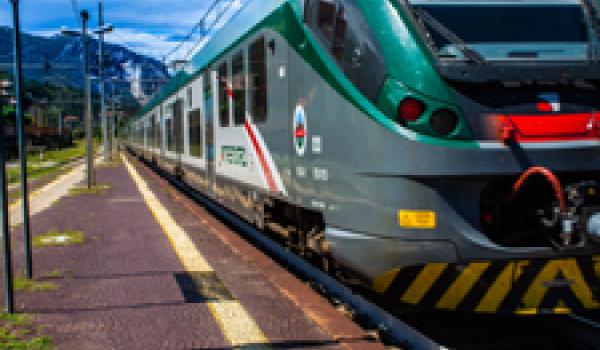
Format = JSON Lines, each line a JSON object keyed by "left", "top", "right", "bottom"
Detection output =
{"left": 409, "top": 0, "right": 583, "bottom": 4}
{"left": 136, "top": 0, "right": 291, "bottom": 119}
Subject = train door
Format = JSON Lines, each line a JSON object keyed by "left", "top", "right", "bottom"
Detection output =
{"left": 173, "top": 98, "right": 184, "bottom": 176}
{"left": 262, "top": 31, "right": 293, "bottom": 197}
{"left": 205, "top": 70, "right": 216, "bottom": 195}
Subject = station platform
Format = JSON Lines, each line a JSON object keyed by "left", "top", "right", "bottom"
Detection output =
{"left": 1, "top": 153, "right": 385, "bottom": 349}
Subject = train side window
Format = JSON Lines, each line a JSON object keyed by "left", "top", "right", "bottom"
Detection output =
{"left": 218, "top": 62, "right": 230, "bottom": 127}
{"left": 154, "top": 113, "right": 160, "bottom": 149}
{"left": 188, "top": 109, "right": 203, "bottom": 158}
{"left": 305, "top": 0, "right": 386, "bottom": 102}
{"left": 187, "top": 87, "right": 193, "bottom": 108}
{"left": 148, "top": 115, "right": 152, "bottom": 148}
{"left": 165, "top": 118, "right": 173, "bottom": 152}
{"left": 307, "top": 0, "right": 336, "bottom": 44}
{"left": 174, "top": 99, "right": 184, "bottom": 154}
{"left": 249, "top": 37, "right": 267, "bottom": 123}
{"left": 232, "top": 51, "right": 246, "bottom": 126}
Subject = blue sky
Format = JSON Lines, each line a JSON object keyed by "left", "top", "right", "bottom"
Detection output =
{"left": 0, "top": 0, "right": 243, "bottom": 60}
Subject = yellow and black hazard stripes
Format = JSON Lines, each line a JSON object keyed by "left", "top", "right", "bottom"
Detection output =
{"left": 374, "top": 256, "right": 600, "bottom": 314}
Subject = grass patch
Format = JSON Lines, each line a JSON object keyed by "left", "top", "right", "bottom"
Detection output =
{"left": 0, "top": 313, "right": 53, "bottom": 349}
{"left": 39, "top": 269, "right": 64, "bottom": 279}
{"left": 68, "top": 184, "right": 111, "bottom": 196}
{"left": 13, "top": 276, "right": 58, "bottom": 293}
{"left": 33, "top": 230, "right": 85, "bottom": 248}
{"left": 7, "top": 139, "right": 98, "bottom": 185}
{"left": 96, "top": 159, "right": 122, "bottom": 168}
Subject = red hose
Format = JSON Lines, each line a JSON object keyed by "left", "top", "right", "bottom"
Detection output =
{"left": 511, "top": 166, "right": 566, "bottom": 213}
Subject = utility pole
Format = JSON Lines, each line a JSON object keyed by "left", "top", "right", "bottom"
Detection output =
{"left": 10, "top": 0, "right": 32, "bottom": 279}
{"left": 98, "top": 1, "right": 109, "bottom": 161}
{"left": 0, "top": 79, "right": 14, "bottom": 313}
{"left": 83, "top": 10, "right": 94, "bottom": 188}
{"left": 62, "top": 10, "right": 95, "bottom": 188}
{"left": 57, "top": 92, "right": 63, "bottom": 149}
{"left": 111, "top": 85, "right": 116, "bottom": 155}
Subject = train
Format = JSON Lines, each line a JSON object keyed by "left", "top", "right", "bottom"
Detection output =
{"left": 125, "top": 0, "right": 600, "bottom": 314}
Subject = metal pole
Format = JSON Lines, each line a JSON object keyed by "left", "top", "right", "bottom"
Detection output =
{"left": 57, "top": 93, "right": 63, "bottom": 149}
{"left": 82, "top": 10, "right": 95, "bottom": 188}
{"left": 11, "top": 0, "right": 32, "bottom": 279}
{"left": 98, "top": 1, "right": 109, "bottom": 161}
{"left": 0, "top": 95, "right": 14, "bottom": 314}
{"left": 111, "top": 88, "right": 116, "bottom": 154}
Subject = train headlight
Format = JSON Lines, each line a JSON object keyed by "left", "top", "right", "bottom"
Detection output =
{"left": 430, "top": 109, "right": 458, "bottom": 136}
{"left": 397, "top": 97, "right": 425, "bottom": 124}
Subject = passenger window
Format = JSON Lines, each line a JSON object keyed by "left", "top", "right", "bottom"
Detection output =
{"left": 316, "top": 0, "right": 336, "bottom": 42}
{"left": 232, "top": 51, "right": 246, "bottom": 126}
{"left": 187, "top": 87, "right": 193, "bottom": 108}
{"left": 173, "top": 99, "right": 184, "bottom": 154}
{"left": 165, "top": 118, "right": 173, "bottom": 152}
{"left": 249, "top": 37, "right": 267, "bottom": 123}
{"left": 218, "top": 62, "right": 230, "bottom": 127}
{"left": 188, "top": 109, "right": 203, "bottom": 157}
{"left": 305, "top": 0, "right": 386, "bottom": 102}
{"left": 154, "top": 113, "right": 160, "bottom": 149}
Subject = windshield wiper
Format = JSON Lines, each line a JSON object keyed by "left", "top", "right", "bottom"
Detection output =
{"left": 412, "top": 7, "right": 486, "bottom": 65}
{"left": 581, "top": 0, "right": 600, "bottom": 61}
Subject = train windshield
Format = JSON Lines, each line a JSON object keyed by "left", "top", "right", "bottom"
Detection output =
{"left": 410, "top": 1, "right": 591, "bottom": 61}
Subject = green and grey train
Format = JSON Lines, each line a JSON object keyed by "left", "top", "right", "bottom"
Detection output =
{"left": 126, "top": 0, "right": 600, "bottom": 314}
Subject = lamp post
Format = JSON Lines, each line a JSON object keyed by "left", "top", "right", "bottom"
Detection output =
{"left": 62, "top": 10, "right": 95, "bottom": 188}
{"left": 9, "top": 0, "right": 32, "bottom": 280}
{"left": 0, "top": 79, "right": 14, "bottom": 313}
{"left": 95, "top": 1, "right": 113, "bottom": 162}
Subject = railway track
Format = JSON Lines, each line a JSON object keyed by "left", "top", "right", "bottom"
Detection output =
{"left": 133, "top": 153, "right": 599, "bottom": 350}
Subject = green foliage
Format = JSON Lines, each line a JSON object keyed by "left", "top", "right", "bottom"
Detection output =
{"left": 6, "top": 139, "right": 88, "bottom": 184}
{"left": 0, "top": 312, "right": 53, "bottom": 350}
{"left": 33, "top": 229, "right": 85, "bottom": 247}
{"left": 13, "top": 276, "right": 58, "bottom": 292}
{"left": 68, "top": 184, "right": 111, "bottom": 196}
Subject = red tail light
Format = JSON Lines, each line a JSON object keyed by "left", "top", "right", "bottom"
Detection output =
{"left": 397, "top": 98, "right": 425, "bottom": 123}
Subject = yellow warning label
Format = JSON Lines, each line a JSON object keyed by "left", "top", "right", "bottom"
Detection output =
{"left": 398, "top": 210, "right": 436, "bottom": 229}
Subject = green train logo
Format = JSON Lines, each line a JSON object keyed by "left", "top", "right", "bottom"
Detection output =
{"left": 293, "top": 105, "right": 307, "bottom": 156}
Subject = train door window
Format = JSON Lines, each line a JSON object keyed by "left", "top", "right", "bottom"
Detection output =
{"left": 166, "top": 103, "right": 175, "bottom": 152}
{"left": 249, "top": 37, "right": 267, "bottom": 123}
{"left": 146, "top": 114, "right": 154, "bottom": 148}
{"left": 218, "top": 62, "right": 230, "bottom": 127}
{"left": 187, "top": 87, "right": 193, "bottom": 108}
{"left": 232, "top": 51, "right": 246, "bottom": 126}
{"left": 188, "top": 109, "right": 203, "bottom": 157}
{"left": 174, "top": 99, "right": 184, "bottom": 154}
{"left": 305, "top": 0, "right": 386, "bottom": 102}
{"left": 166, "top": 118, "right": 173, "bottom": 152}
{"left": 154, "top": 114, "right": 160, "bottom": 148}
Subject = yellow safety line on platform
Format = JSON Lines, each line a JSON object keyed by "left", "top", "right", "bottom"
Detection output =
{"left": 121, "top": 154, "right": 270, "bottom": 349}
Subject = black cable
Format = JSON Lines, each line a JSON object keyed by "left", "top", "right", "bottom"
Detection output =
{"left": 162, "top": 0, "right": 223, "bottom": 62}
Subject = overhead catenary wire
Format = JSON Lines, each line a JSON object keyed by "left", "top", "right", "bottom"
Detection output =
{"left": 162, "top": 0, "right": 222, "bottom": 62}
{"left": 69, "top": 0, "right": 80, "bottom": 23}
{"left": 183, "top": 0, "right": 250, "bottom": 61}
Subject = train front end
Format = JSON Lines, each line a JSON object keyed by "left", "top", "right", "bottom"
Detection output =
{"left": 325, "top": 0, "right": 600, "bottom": 314}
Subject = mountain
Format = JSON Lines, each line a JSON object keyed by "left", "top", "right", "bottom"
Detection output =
{"left": 0, "top": 26, "right": 169, "bottom": 97}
